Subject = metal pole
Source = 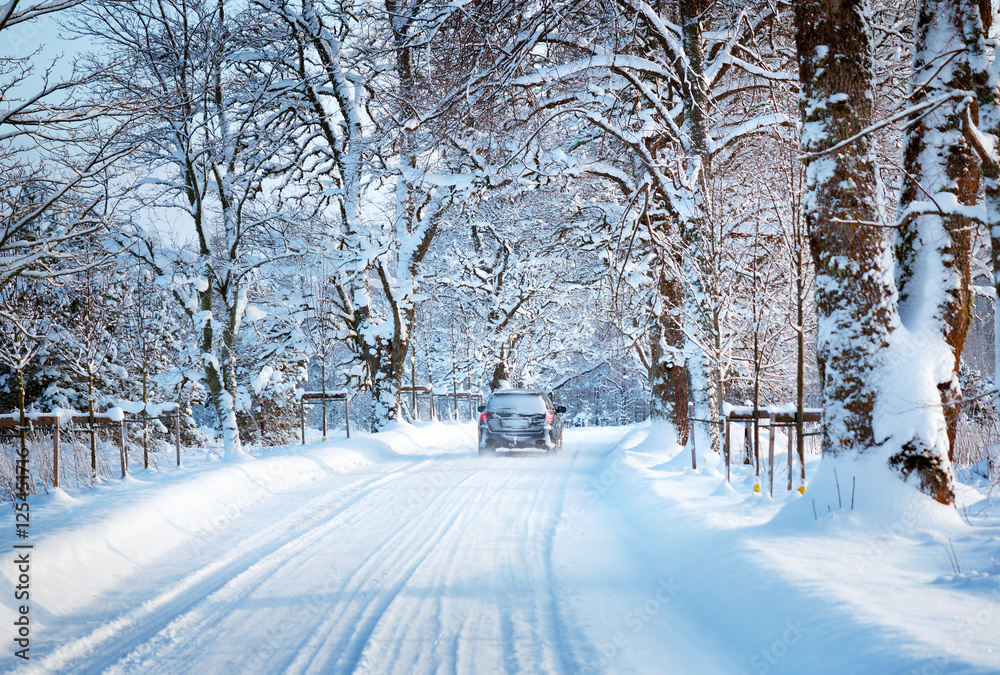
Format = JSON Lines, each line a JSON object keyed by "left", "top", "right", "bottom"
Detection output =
{"left": 300, "top": 401, "right": 306, "bottom": 445}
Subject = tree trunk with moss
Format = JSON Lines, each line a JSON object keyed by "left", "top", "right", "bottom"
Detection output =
{"left": 649, "top": 254, "right": 690, "bottom": 446}
{"left": 793, "top": 1, "right": 895, "bottom": 458}
{"left": 676, "top": 0, "right": 720, "bottom": 454}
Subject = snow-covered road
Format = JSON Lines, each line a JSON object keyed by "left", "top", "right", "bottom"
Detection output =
{"left": 9, "top": 426, "right": 669, "bottom": 674}
{"left": 4, "top": 422, "right": 1000, "bottom": 674}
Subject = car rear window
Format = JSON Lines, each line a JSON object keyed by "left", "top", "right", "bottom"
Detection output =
{"left": 487, "top": 394, "right": 548, "bottom": 413}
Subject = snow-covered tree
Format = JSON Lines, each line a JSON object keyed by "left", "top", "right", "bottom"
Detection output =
{"left": 74, "top": 0, "right": 308, "bottom": 456}
{"left": 0, "top": 277, "right": 52, "bottom": 467}
{"left": 502, "top": 0, "right": 796, "bottom": 449}
{"left": 793, "top": 0, "right": 896, "bottom": 459}
{"left": 0, "top": 1, "right": 134, "bottom": 289}
{"left": 885, "top": 0, "right": 991, "bottom": 504}
{"left": 431, "top": 183, "right": 601, "bottom": 395}
{"left": 56, "top": 269, "right": 120, "bottom": 482}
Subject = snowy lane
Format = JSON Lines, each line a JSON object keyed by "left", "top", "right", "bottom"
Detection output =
{"left": 25, "top": 427, "right": 653, "bottom": 675}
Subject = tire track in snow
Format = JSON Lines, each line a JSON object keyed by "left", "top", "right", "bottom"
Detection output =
{"left": 339, "top": 450, "right": 588, "bottom": 675}
{"left": 285, "top": 467, "right": 488, "bottom": 673}
{"left": 33, "top": 459, "right": 438, "bottom": 675}
{"left": 538, "top": 441, "right": 597, "bottom": 673}
{"left": 115, "top": 459, "right": 476, "bottom": 675}
{"left": 356, "top": 461, "right": 546, "bottom": 675}
{"left": 494, "top": 454, "right": 567, "bottom": 673}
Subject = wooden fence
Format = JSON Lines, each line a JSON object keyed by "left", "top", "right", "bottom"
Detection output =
{"left": 299, "top": 392, "right": 349, "bottom": 443}
{"left": 689, "top": 406, "right": 823, "bottom": 494}
{"left": 297, "top": 387, "right": 484, "bottom": 445}
{"left": 399, "top": 387, "right": 483, "bottom": 422}
{"left": 0, "top": 407, "right": 181, "bottom": 489}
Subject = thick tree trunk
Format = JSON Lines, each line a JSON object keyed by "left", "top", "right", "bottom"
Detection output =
{"left": 889, "top": 0, "right": 984, "bottom": 504}
{"left": 677, "top": 0, "right": 720, "bottom": 454}
{"left": 490, "top": 344, "right": 512, "bottom": 392}
{"left": 197, "top": 278, "right": 231, "bottom": 452}
{"left": 370, "top": 363, "right": 396, "bottom": 432}
{"left": 794, "top": 1, "right": 895, "bottom": 457}
{"left": 649, "top": 261, "right": 690, "bottom": 446}
{"left": 218, "top": 301, "right": 245, "bottom": 457}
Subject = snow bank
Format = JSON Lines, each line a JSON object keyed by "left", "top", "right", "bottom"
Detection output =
{"left": 580, "top": 423, "right": 1000, "bottom": 674}
{"left": 770, "top": 454, "right": 964, "bottom": 534}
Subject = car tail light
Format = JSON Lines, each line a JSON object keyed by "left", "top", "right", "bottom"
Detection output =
{"left": 480, "top": 412, "right": 488, "bottom": 422}
{"left": 545, "top": 411, "right": 553, "bottom": 425}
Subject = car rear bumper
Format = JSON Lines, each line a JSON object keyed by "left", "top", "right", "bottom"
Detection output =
{"left": 480, "top": 427, "right": 553, "bottom": 449}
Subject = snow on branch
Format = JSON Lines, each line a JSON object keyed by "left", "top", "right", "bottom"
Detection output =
{"left": 798, "top": 91, "right": 970, "bottom": 160}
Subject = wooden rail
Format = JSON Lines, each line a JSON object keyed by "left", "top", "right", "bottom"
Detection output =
{"left": 299, "top": 391, "right": 350, "bottom": 442}
{"left": 1, "top": 407, "right": 181, "bottom": 488}
{"left": 297, "top": 388, "right": 484, "bottom": 444}
{"left": 689, "top": 406, "right": 823, "bottom": 493}
{"left": 724, "top": 408, "right": 822, "bottom": 493}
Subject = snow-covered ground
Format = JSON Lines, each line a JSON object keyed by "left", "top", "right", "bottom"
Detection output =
{"left": 2, "top": 421, "right": 999, "bottom": 674}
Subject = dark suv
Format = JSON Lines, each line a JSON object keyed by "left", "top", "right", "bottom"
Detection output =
{"left": 478, "top": 389, "right": 566, "bottom": 454}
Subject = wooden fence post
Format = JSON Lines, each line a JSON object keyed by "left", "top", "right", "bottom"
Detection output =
{"left": 768, "top": 413, "right": 776, "bottom": 497}
{"left": 411, "top": 358, "right": 418, "bottom": 421}
{"left": 53, "top": 422, "right": 60, "bottom": 488}
{"left": 345, "top": 385, "right": 351, "bottom": 439}
{"left": 120, "top": 419, "right": 127, "bottom": 478}
{"left": 724, "top": 415, "right": 731, "bottom": 484}
{"left": 787, "top": 421, "right": 794, "bottom": 491}
{"left": 174, "top": 413, "right": 181, "bottom": 467}
{"left": 690, "top": 420, "right": 698, "bottom": 471}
